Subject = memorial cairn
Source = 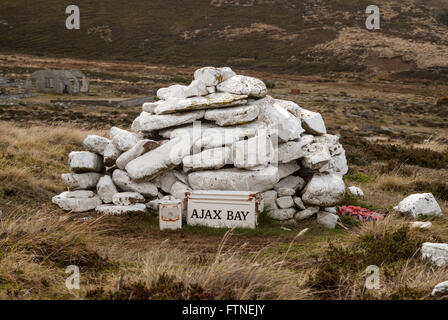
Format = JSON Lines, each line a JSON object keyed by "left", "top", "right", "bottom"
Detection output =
{"left": 52, "top": 67, "right": 348, "bottom": 228}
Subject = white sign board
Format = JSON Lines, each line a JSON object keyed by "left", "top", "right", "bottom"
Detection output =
{"left": 186, "top": 190, "right": 261, "bottom": 229}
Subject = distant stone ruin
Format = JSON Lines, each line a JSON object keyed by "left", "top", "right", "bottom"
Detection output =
{"left": 25, "top": 70, "right": 89, "bottom": 95}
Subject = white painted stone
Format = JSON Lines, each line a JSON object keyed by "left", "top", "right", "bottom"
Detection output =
{"left": 302, "top": 173, "right": 346, "bottom": 206}
{"left": 394, "top": 193, "right": 442, "bottom": 218}
{"left": 116, "top": 139, "right": 160, "bottom": 170}
{"left": 132, "top": 111, "right": 205, "bottom": 132}
{"left": 69, "top": 151, "right": 104, "bottom": 173}
{"left": 268, "top": 208, "right": 296, "bottom": 221}
{"left": 170, "top": 181, "right": 191, "bottom": 201}
{"left": 348, "top": 186, "right": 364, "bottom": 197}
{"left": 205, "top": 104, "right": 259, "bottom": 126}
{"left": 217, "top": 75, "right": 267, "bottom": 98}
{"left": 188, "top": 165, "right": 279, "bottom": 192}
{"left": 154, "top": 93, "right": 248, "bottom": 114}
{"left": 110, "top": 127, "right": 141, "bottom": 152}
{"left": 96, "top": 175, "right": 118, "bottom": 204}
{"left": 422, "top": 242, "right": 448, "bottom": 267}
{"left": 61, "top": 172, "right": 102, "bottom": 190}
{"left": 112, "top": 192, "right": 145, "bottom": 206}
{"left": 432, "top": 281, "right": 448, "bottom": 296}
{"left": 410, "top": 221, "right": 432, "bottom": 229}
{"left": 103, "top": 142, "right": 122, "bottom": 167}
{"left": 152, "top": 170, "right": 178, "bottom": 193}
{"left": 278, "top": 161, "right": 301, "bottom": 179}
{"left": 96, "top": 204, "right": 147, "bottom": 215}
{"left": 317, "top": 212, "right": 340, "bottom": 229}
{"left": 294, "top": 206, "right": 319, "bottom": 220}
{"left": 261, "top": 190, "right": 278, "bottom": 211}
{"left": 112, "top": 169, "right": 158, "bottom": 197}
{"left": 232, "top": 133, "right": 274, "bottom": 170}
{"left": 256, "top": 96, "right": 304, "bottom": 142}
{"left": 301, "top": 143, "right": 332, "bottom": 170}
{"left": 157, "top": 84, "right": 188, "bottom": 100}
{"left": 276, "top": 196, "right": 294, "bottom": 209}
{"left": 52, "top": 191, "right": 102, "bottom": 212}
{"left": 274, "top": 99, "right": 302, "bottom": 118}
{"left": 183, "top": 147, "right": 231, "bottom": 171}
{"left": 185, "top": 80, "right": 208, "bottom": 97}
{"left": 301, "top": 109, "right": 326, "bottom": 135}
{"left": 126, "top": 136, "right": 194, "bottom": 181}
{"left": 83, "top": 135, "right": 111, "bottom": 156}
{"left": 293, "top": 197, "right": 306, "bottom": 210}
{"left": 142, "top": 101, "right": 161, "bottom": 113}
{"left": 275, "top": 176, "right": 306, "bottom": 197}
{"left": 193, "top": 67, "right": 236, "bottom": 86}
{"left": 277, "top": 135, "right": 314, "bottom": 163}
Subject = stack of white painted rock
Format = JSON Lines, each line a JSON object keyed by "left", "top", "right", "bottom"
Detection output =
{"left": 52, "top": 67, "right": 348, "bottom": 227}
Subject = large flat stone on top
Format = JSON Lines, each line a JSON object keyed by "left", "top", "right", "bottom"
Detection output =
{"left": 52, "top": 191, "right": 102, "bottom": 212}
{"left": 61, "top": 172, "right": 102, "bottom": 190}
{"left": 112, "top": 169, "right": 158, "bottom": 197}
{"left": 131, "top": 111, "right": 205, "bottom": 132}
{"left": 204, "top": 104, "right": 259, "bottom": 126}
{"left": 194, "top": 67, "right": 236, "bottom": 86}
{"left": 154, "top": 93, "right": 248, "bottom": 114}
{"left": 183, "top": 147, "right": 231, "bottom": 171}
{"left": 157, "top": 84, "right": 188, "bottom": 100}
{"left": 126, "top": 136, "right": 194, "bottom": 181}
{"left": 69, "top": 151, "right": 104, "bottom": 173}
{"left": 188, "top": 165, "right": 279, "bottom": 192}
{"left": 302, "top": 173, "right": 345, "bottom": 207}
{"left": 217, "top": 75, "right": 267, "bottom": 98}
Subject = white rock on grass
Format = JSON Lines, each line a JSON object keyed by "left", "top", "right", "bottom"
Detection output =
{"left": 112, "top": 169, "right": 158, "bottom": 197}
{"left": 83, "top": 135, "right": 111, "bottom": 156}
{"left": 261, "top": 190, "right": 278, "bottom": 211}
{"left": 294, "top": 207, "right": 319, "bottom": 220}
{"left": 126, "top": 136, "right": 193, "bottom": 181}
{"left": 103, "top": 143, "right": 122, "bottom": 167}
{"left": 411, "top": 221, "right": 433, "bottom": 229}
{"left": 317, "top": 212, "right": 340, "bottom": 229}
{"left": 277, "top": 135, "right": 314, "bottom": 163}
{"left": 302, "top": 143, "right": 331, "bottom": 170}
{"left": 157, "top": 84, "right": 188, "bottom": 100}
{"left": 112, "top": 192, "right": 145, "bottom": 206}
{"left": 301, "top": 109, "right": 326, "bottom": 135}
{"left": 293, "top": 197, "right": 306, "bottom": 210}
{"left": 110, "top": 127, "right": 141, "bottom": 152}
{"left": 421, "top": 242, "right": 448, "bottom": 267}
{"left": 154, "top": 93, "right": 248, "bottom": 114}
{"left": 96, "top": 204, "right": 147, "bottom": 216}
{"left": 204, "top": 104, "right": 259, "bottom": 126}
{"left": 69, "top": 151, "right": 104, "bottom": 173}
{"left": 432, "top": 281, "right": 448, "bottom": 296}
{"left": 183, "top": 147, "right": 231, "bottom": 172}
{"left": 52, "top": 191, "right": 102, "bottom": 212}
{"left": 96, "top": 175, "right": 118, "bottom": 204}
{"left": 116, "top": 139, "right": 160, "bottom": 170}
{"left": 394, "top": 193, "right": 442, "bottom": 218}
{"left": 348, "top": 186, "right": 364, "bottom": 197}
{"left": 256, "top": 96, "right": 304, "bottom": 142}
{"left": 61, "top": 173, "right": 102, "bottom": 190}
{"left": 275, "top": 176, "right": 306, "bottom": 197}
{"left": 276, "top": 196, "right": 294, "bottom": 209}
{"left": 268, "top": 208, "right": 296, "bottom": 221}
{"left": 217, "top": 75, "right": 267, "bottom": 98}
{"left": 232, "top": 133, "right": 273, "bottom": 170}
{"left": 194, "top": 67, "right": 236, "bottom": 86}
{"left": 188, "top": 165, "right": 279, "bottom": 192}
{"left": 278, "top": 161, "right": 301, "bottom": 179}
{"left": 302, "top": 173, "right": 345, "bottom": 206}
{"left": 131, "top": 111, "right": 205, "bottom": 132}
